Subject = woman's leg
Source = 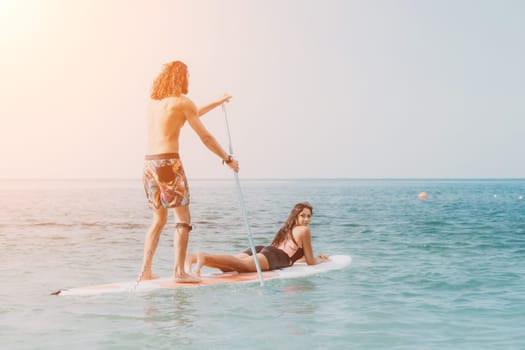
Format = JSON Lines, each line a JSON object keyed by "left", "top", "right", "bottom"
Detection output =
{"left": 186, "top": 251, "right": 254, "bottom": 274}
{"left": 193, "top": 253, "right": 270, "bottom": 276}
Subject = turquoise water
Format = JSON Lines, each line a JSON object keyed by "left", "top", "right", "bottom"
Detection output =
{"left": 1, "top": 179, "right": 524, "bottom": 349}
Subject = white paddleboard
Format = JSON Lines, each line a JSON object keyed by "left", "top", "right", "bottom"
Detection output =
{"left": 55, "top": 255, "right": 352, "bottom": 296}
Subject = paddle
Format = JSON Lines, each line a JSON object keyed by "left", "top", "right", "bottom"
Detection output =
{"left": 222, "top": 104, "right": 264, "bottom": 286}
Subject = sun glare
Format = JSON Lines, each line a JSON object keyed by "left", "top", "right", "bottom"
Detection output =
{"left": 0, "top": 0, "right": 41, "bottom": 41}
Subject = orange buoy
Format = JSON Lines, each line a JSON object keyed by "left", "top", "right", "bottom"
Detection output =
{"left": 418, "top": 192, "right": 428, "bottom": 200}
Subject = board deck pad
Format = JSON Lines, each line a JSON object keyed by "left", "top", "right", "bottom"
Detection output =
{"left": 56, "top": 255, "right": 352, "bottom": 296}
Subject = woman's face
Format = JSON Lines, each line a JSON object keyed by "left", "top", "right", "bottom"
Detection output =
{"left": 296, "top": 207, "right": 312, "bottom": 227}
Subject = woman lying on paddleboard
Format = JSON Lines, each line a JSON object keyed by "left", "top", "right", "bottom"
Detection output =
{"left": 186, "top": 202, "right": 329, "bottom": 276}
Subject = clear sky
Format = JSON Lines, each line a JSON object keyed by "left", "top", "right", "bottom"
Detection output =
{"left": 1, "top": 0, "right": 524, "bottom": 179}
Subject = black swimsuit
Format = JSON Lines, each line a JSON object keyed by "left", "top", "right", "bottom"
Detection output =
{"left": 243, "top": 245, "right": 304, "bottom": 270}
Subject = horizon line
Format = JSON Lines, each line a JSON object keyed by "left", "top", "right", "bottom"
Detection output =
{"left": 1, "top": 177, "right": 524, "bottom": 181}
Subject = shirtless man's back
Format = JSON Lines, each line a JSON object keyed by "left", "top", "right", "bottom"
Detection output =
{"left": 146, "top": 97, "right": 186, "bottom": 154}
{"left": 140, "top": 61, "right": 238, "bottom": 282}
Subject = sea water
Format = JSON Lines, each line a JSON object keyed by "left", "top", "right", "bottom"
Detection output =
{"left": 0, "top": 179, "right": 524, "bottom": 349}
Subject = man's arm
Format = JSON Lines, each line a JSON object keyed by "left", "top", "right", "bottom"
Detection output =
{"left": 183, "top": 98, "right": 239, "bottom": 172}
{"left": 198, "top": 95, "right": 232, "bottom": 117}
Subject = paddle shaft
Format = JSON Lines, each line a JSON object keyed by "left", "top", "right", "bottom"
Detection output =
{"left": 222, "top": 104, "right": 264, "bottom": 286}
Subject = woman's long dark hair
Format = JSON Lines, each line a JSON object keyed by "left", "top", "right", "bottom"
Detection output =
{"left": 271, "top": 202, "right": 313, "bottom": 247}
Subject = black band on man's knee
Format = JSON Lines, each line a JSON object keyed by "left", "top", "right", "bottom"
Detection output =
{"left": 175, "top": 223, "right": 193, "bottom": 231}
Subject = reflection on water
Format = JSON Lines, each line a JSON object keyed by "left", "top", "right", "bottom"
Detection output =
{"left": 141, "top": 289, "right": 197, "bottom": 332}
{"left": 280, "top": 279, "right": 316, "bottom": 295}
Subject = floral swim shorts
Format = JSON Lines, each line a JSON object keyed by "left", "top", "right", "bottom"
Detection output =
{"left": 143, "top": 153, "right": 190, "bottom": 208}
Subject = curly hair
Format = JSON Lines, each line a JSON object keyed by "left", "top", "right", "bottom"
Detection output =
{"left": 271, "top": 202, "right": 313, "bottom": 247}
{"left": 150, "top": 61, "right": 189, "bottom": 100}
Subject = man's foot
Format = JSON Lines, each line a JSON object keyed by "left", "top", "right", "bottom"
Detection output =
{"left": 140, "top": 272, "right": 159, "bottom": 281}
{"left": 174, "top": 272, "right": 201, "bottom": 283}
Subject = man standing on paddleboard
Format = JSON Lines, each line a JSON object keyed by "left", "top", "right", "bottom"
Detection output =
{"left": 141, "top": 61, "right": 238, "bottom": 283}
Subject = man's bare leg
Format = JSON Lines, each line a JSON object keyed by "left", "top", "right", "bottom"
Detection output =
{"left": 173, "top": 205, "right": 200, "bottom": 283}
{"left": 140, "top": 207, "right": 167, "bottom": 280}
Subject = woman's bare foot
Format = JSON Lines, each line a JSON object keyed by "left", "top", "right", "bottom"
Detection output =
{"left": 194, "top": 252, "right": 207, "bottom": 277}
{"left": 185, "top": 253, "right": 197, "bottom": 274}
